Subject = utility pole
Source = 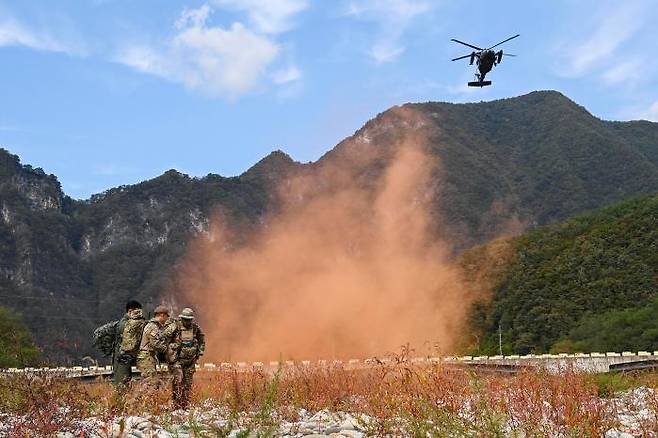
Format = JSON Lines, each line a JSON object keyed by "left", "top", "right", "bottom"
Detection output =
{"left": 498, "top": 324, "right": 503, "bottom": 356}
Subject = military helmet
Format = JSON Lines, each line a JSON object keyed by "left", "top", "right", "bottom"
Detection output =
{"left": 154, "top": 305, "right": 170, "bottom": 316}
{"left": 179, "top": 307, "right": 194, "bottom": 319}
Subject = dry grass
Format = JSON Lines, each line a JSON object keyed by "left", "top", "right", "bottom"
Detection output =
{"left": 1, "top": 354, "right": 657, "bottom": 437}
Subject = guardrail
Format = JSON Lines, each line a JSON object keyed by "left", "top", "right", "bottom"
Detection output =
{"left": 2, "top": 352, "right": 658, "bottom": 378}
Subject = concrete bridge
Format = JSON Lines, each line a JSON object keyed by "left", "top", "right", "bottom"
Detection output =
{"left": 2, "top": 351, "right": 657, "bottom": 379}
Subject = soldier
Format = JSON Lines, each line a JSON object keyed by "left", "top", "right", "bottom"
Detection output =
{"left": 164, "top": 307, "right": 205, "bottom": 409}
{"left": 136, "top": 305, "right": 169, "bottom": 384}
{"left": 113, "top": 300, "right": 145, "bottom": 388}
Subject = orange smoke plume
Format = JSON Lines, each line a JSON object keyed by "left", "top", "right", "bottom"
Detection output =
{"left": 177, "top": 109, "right": 475, "bottom": 362}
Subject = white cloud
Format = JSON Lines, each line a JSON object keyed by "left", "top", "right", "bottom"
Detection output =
{"left": 176, "top": 4, "right": 213, "bottom": 30}
{"left": 173, "top": 21, "right": 279, "bottom": 95}
{"left": 369, "top": 41, "right": 404, "bottom": 64}
{"left": 272, "top": 64, "right": 301, "bottom": 84}
{"left": 214, "top": 0, "right": 308, "bottom": 34}
{"left": 0, "top": 16, "right": 83, "bottom": 55}
{"left": 115, "top": 45, "right": 169, "bottom": 77}
{"left": 344, "top": 0, "right": 430, "bottom": 64}
{"left": 270, "top": 63, "right": 303, "bottom": 100}
{"left": 556, "top": 4, "right": 646, "bottom": 77}
{"left": 619, "top": 101, "right": 658, "bottom": 122}
{"left": 345, "top": 0, "right": 429, "bottom": 23}
{"left": 601, "top": 58, "right": 644, "bottom": 87}
{"left": 640, "top": 101, "right": 658, "bottom": 122}
{"left": 115, "top": 5, "right": 280, "bottom": 98}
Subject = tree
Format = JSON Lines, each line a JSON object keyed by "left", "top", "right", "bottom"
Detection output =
{"left": 0, "top": 306, "right": 41, "bottom": 367}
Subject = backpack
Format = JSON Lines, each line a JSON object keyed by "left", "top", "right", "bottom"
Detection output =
{"left": 92, "top": 320, "right": 119, "bottom": 357}
{"left": 119, "top": 310, "right": 147, "bottom": 353}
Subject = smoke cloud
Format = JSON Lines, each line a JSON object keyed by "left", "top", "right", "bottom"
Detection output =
{"left": 177, "top": 108, "right": 478, "bottom": 362}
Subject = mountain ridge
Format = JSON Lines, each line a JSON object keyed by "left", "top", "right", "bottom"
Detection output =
{"left": 1, "top": 90, "right": 657, "bottom": 363}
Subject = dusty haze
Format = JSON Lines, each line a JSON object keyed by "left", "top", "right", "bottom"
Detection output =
{"left": 176, "top": 109, "right": 481, "bottom": 362}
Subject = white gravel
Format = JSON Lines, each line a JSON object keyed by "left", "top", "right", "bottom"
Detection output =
{"left": 1, "top": 406, "right": 369, "bottom": 438}
{"left": 1, "top": 387, "right": 655, "bottom": 437}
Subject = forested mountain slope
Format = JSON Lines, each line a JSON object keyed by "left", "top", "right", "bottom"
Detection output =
{"left": 1, "top": 90, "right": 657, "bottom": 362}
{"left": 466, "top": 194, "right": 658, "bottom": 354}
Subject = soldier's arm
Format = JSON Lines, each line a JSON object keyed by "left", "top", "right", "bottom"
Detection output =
{"left": 140, "top": 322, "right": 165, "bottom": 353}
{"left": 196, "top": 323, "right": 206, "bottom": 356}
{"left": 161, "top": 320, "right": 178, "bottom": 340}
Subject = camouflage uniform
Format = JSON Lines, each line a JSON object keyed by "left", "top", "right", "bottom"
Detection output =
{"left": 112, "top": 308, "right": 146, "bottom": 387}
{"left": 163, "top": 308, "right": 205, "bottom": 409}
{"left": 136, "top": 318, "right": 167, "bottom": 379}
{"left": 112, "top": 314, "right": 130, "bottom": 387}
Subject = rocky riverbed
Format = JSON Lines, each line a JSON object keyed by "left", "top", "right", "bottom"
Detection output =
{"left": 1, "top": 387, "right": 655, "bottom": 437}
{"left": 1, "top": 406, "right": 370, "bottom": 438}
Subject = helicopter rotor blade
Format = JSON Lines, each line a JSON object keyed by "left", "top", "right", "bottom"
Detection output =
{"left": 451, "top": 53, "right": 473, "bottom": 61}
{"left": 487, "top": 34, "right": 520, "bottom": 50}
{"left": 504, "top": 53, "right": 517, "bottom": 57}
{"left": 450, "top": 39, "right": 483, "bottom": 51}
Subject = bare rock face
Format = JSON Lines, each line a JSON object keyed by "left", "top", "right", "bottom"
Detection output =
{"left": 0, "top": 147, "right": 303, "bottom": 363}
{"left": 1, "top": 91, "right": 658, "bottom": 363}
{"left": 12, "top": 175, "right": 61, "bottom": 211}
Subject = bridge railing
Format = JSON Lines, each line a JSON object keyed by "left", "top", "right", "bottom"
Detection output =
{"left": 2, "top": 351, "right": 657, "bottom": 377}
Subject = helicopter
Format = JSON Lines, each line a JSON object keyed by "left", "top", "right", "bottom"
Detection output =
{"left": 451, "top": 34, "right": 519, "bottom": 87}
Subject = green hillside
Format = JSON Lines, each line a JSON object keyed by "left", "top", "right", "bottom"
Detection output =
{"left": 469, "top": 194, "right": 658, "bottom": 354}
{"left": 1, "top": 90, "right": 657, "bottom": 363}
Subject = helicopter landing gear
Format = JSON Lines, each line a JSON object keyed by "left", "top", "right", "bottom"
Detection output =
{"left": 468, "top": 74, "right": 492, "bottom": 87}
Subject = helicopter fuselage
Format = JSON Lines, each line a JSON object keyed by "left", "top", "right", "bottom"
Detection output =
{"left": 451, "top": 34, "right": 519, "bottom": 87}
{"left": 477, "top": 50, "right": 496, "bottom": 80}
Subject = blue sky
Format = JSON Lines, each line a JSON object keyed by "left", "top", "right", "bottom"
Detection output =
{"left": 1, "top": 0, "right": 657, "bottom": 199}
